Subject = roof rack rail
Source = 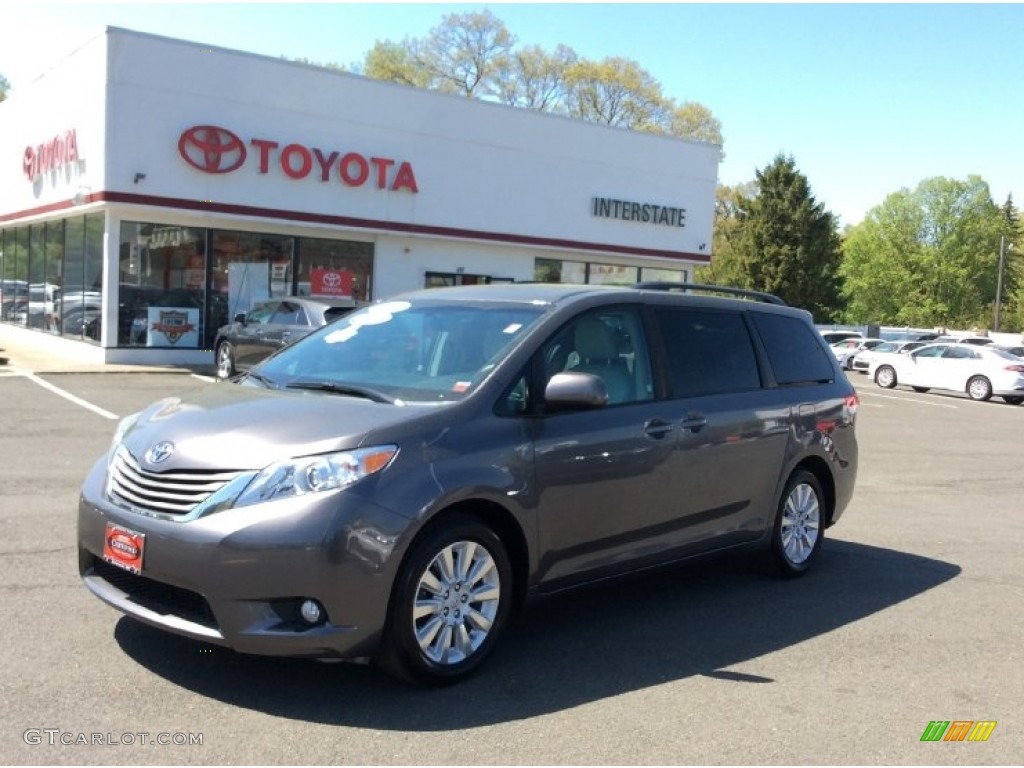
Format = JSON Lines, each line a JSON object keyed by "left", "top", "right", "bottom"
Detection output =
{"left": 633, "top": 282, "right": 787, "bottom": 306}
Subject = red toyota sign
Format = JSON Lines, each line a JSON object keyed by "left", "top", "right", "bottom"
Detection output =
{"left": 23, "top": 129, "right": 80, "bottom": 182}
{"left": 177, "top": 124, "right": 418, "bottom": 193}
{"left": 311, "top": 268, "right": 354, "bottom": 297}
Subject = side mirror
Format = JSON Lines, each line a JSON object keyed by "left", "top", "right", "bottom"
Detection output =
{"left": 544, "top": 372, "right": 608, "bottom": 409}
{"left": 233, "top": 312, "right": 247, "bottom": 324}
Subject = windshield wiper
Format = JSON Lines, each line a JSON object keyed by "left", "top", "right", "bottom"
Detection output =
{"left": 244, "top": 370, "right": 278, "bottom": 388}
{"left": 285, "top": 379, "right": 395, "bottom": 404}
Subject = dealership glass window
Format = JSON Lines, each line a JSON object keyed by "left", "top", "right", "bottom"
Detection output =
{"left": 587, "top": 263, "right": 639, "bottom": 285}
{"left": 296, "top": 237, "right": 372, "bottom": 302}
{"left": 640, "top": 267, "right": 688, "bottom": 283}
{"left": 534, "top": 258, "right": 587, "bottom": 284}
{"left": 118, "top": 222, "right": 207, "bottom": 347}
{"left": 210, "top": 230, "right": 294, "bottom": 341}
{"left": 60, "top": 214, "right": 105, "bottom": 342}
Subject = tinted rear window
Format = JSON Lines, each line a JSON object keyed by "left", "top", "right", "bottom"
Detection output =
{"left": 751, "top": 313, "right": 835, "bottom": 385}
{"left": 655, "top": 308, "right": 761, "bottom": 397}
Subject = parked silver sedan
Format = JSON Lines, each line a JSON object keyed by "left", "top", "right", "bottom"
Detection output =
{"left": 214, "top": 297, "right": 357, "bottom": 380}
{"left": 873, "top": 343, "right": 1024, "bottom": 404}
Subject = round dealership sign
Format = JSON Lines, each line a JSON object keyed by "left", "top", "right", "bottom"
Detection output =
{"left": 178, "top": 125, "right": 247, "bottom": 174}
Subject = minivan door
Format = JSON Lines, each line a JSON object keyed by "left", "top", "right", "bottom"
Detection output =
{"left": 530, "top": 307, "right": 680, "bottom": 590}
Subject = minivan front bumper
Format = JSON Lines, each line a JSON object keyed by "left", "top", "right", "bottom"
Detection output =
{"left": 77, "top": 457, "right": 412, "bottom": 659}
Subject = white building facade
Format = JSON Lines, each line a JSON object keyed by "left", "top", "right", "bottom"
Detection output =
{"left": 0, "top": 27, "right": 721, "bottom": 365}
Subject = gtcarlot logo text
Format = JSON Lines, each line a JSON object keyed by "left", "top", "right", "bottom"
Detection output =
{"left": 23, "top": 729, "right": 203, "bottom": 747}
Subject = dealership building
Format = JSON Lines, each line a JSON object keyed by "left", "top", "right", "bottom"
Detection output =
{"left": 0, "top": 27, "right": 721, "bottom": 365}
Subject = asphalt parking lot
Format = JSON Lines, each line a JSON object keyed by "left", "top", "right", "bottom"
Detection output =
{"left": 2, "top": 368, "right": 1022, "bottom": 765}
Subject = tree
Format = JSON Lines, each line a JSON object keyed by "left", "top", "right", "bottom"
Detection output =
{"left": 494, "top": 43, "right": 577, "bottom": 112}
{"left": 564, "top": 56, "right": 668, "bottom": 131}
{"left": 353, "top": 10, "right": 722, "bottom": 146}
{"left": 0, "top": 73, "right": 10, "bottom": 103}
{"left": 695, "top": 182, "right": 757, "bottom": 286}
{"left": 840, "top": 176, "right": 1006, "bottom": 329}
{"left": 729, "top": 154, "right": 844, "bottom": 321}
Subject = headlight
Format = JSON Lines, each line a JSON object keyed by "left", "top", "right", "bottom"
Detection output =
{"left": 233, "top": 445, "right": 398, "bottom": 509}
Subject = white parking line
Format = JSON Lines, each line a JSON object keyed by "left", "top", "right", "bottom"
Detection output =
{"left": 856, "top": 390, "right": 959, "bottom": 409}
{"left": 10, "top": 367, "right": 119, "bottom": 420}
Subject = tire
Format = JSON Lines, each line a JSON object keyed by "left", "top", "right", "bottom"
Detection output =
{"left": 771, "top": 470, "right": 825, "bottom": 577}
{"left": 377, "top": 514, "right": 513, "bottom": 686}
{"left": 875, "top": 365, "right": 897, "bottom": 389}
{"left": 912, "top": 386, "right": 930, "bottom": 393}
{"left": 967, "top": 375, "right": 992, "bottom": 402}
{"left": 215, "top": 341, "right": 236, "bottom": 380}
{"left": 1003, "top": 396, "right": 1023, "bottom": 406}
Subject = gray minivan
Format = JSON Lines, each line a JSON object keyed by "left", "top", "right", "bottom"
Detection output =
{"left": 78, "top": 283, "right": 859, "bottom": 685}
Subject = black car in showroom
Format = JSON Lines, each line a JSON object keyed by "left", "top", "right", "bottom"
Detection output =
{"left": 214, "top": 296, "right": 356, "bottom": 379}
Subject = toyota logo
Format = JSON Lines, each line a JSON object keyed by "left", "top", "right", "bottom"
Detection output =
{"left": 323, "top": 272, "right": 342, "bottom": 287}
{"left": 145, "top": 441, "right": 175, "bottom": 465}
{"left": 178, "top": 125, "right": 246, "bottom": 174}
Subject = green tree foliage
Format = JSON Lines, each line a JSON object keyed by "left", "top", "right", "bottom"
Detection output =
{"left": 0, "top": 73, "right": 10, "bottom": 102}
{"left": 995, "top": 195, "right": 1023, "bottom": 332}
{"left": 354, "top": 11, "right": 722, "bottom": 146}
{"left": 726, "top": 155, "right": 844, "bottom": 321}
{"left": 840, "top": 176, "right": 1008, "bottom": 329}
{"left": 695, "top": 182, "right": 757, "bottom": 286}
{"left": 363, "top": 10, "right": 515, "bottom": 97}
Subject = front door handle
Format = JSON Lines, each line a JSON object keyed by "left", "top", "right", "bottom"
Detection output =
{"left": 644, "top": 418, "right": 674, "bottom": 438}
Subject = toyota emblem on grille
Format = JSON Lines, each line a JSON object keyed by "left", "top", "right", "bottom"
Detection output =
{"left": 177, "top": 125, "right": 246, "bottom": 174}
{"left": 145, "top": 441, "right": 175, "bottom": 465}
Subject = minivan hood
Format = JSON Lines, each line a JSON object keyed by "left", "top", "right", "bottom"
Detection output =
{"left": 119, "top": 384, "right": 429, "bottom": 472}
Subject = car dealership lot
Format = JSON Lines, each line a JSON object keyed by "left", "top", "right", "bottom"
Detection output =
{"left": 2, "top": 371, "right": 1022, "bottom": 764}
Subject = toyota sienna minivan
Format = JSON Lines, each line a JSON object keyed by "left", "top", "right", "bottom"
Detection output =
{"left": 78, "top": 282, "right": 859, "bottom": 685}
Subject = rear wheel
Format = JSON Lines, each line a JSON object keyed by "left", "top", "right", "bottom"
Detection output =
{"left": 378, "top": 515, "right": 512, "bottom": 686}
{"left": 1003, "top": 396, "right": 1023, "bottom": 405}
{"left": 875, "top": 365, "right": 897, "bottom": 389}
{"left": 967, "top": 375, "right": 992, "bottom": 401}
{"left": 912, "top": 386, "right": 930, "bottom": 393}
{"left": 771, "top": 470, "right": 825, "bottom": 577}
{"left": 215, "top": 341, "right": 236, "bottom": 380}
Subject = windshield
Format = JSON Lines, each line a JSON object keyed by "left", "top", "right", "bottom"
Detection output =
{"left": 253, "top": 298, "right": 546, "bottom": 402}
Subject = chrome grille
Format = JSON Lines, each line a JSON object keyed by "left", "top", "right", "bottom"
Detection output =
{"left": 108, "top": 447, "right": 243, "bottom": 516}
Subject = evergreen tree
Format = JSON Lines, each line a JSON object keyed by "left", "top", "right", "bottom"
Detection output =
{"left": 733, "top": 154, "right": 844, "bottom": 321}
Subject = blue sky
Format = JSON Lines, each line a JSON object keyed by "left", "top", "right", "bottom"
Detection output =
{"left": 3, "top": 2, "right": 1022, "bottom": 228}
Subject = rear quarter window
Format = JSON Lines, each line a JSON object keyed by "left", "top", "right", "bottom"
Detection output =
{"left": 655, "top": 307, "right": 761, "bottom": 397}
{"left": 751, "top": 313, "right": 835, "bottom": 385}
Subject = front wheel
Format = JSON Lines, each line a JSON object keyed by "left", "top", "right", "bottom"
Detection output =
{"left": 378, "top": 515, "right": 513, "bottom": 686}
{"left": 875, "top": 365, "right": 897, "bottom": 389}
{"left": 771, "top": 470, "right": 825, "bottom": 577}
{"left": 1003, "top": 396, "right": 1023, "bottom": 406}
{"left": 912, "top": 386, "right": 930, "bottom": 393}
{"left": 967, "top": 375, "right": 992, "bottom": 401}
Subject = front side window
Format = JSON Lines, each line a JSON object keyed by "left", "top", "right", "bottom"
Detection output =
{"left": 537, "top": 307, "right": 654, "bottom": 407}
{"left": 913, "top": 345, "right": 947, "bottom": 359}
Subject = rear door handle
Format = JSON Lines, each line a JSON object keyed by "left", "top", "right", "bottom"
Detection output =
{"left": 680, "top": 413, "right": 708, "bottom": 433}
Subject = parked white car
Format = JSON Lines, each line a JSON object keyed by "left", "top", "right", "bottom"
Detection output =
{"left": 872, "top": 343, "right": 1024, "bottom": 404}
{"left": 851, "top": 340, "right": 925, "bottom": 374}
{"left": 831, "top": 338, "right": 884, "bottom": 370}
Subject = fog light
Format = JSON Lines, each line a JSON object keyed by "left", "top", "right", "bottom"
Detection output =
{"left": 300, "top": 599, "right": 323, "bottom": 625}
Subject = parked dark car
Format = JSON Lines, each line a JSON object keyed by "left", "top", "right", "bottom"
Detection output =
{"left": 214, "top": 296, "right": 357, "bottom": 379}
{"left": 78, "top": 283, "right": 859, "bottom": 685}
